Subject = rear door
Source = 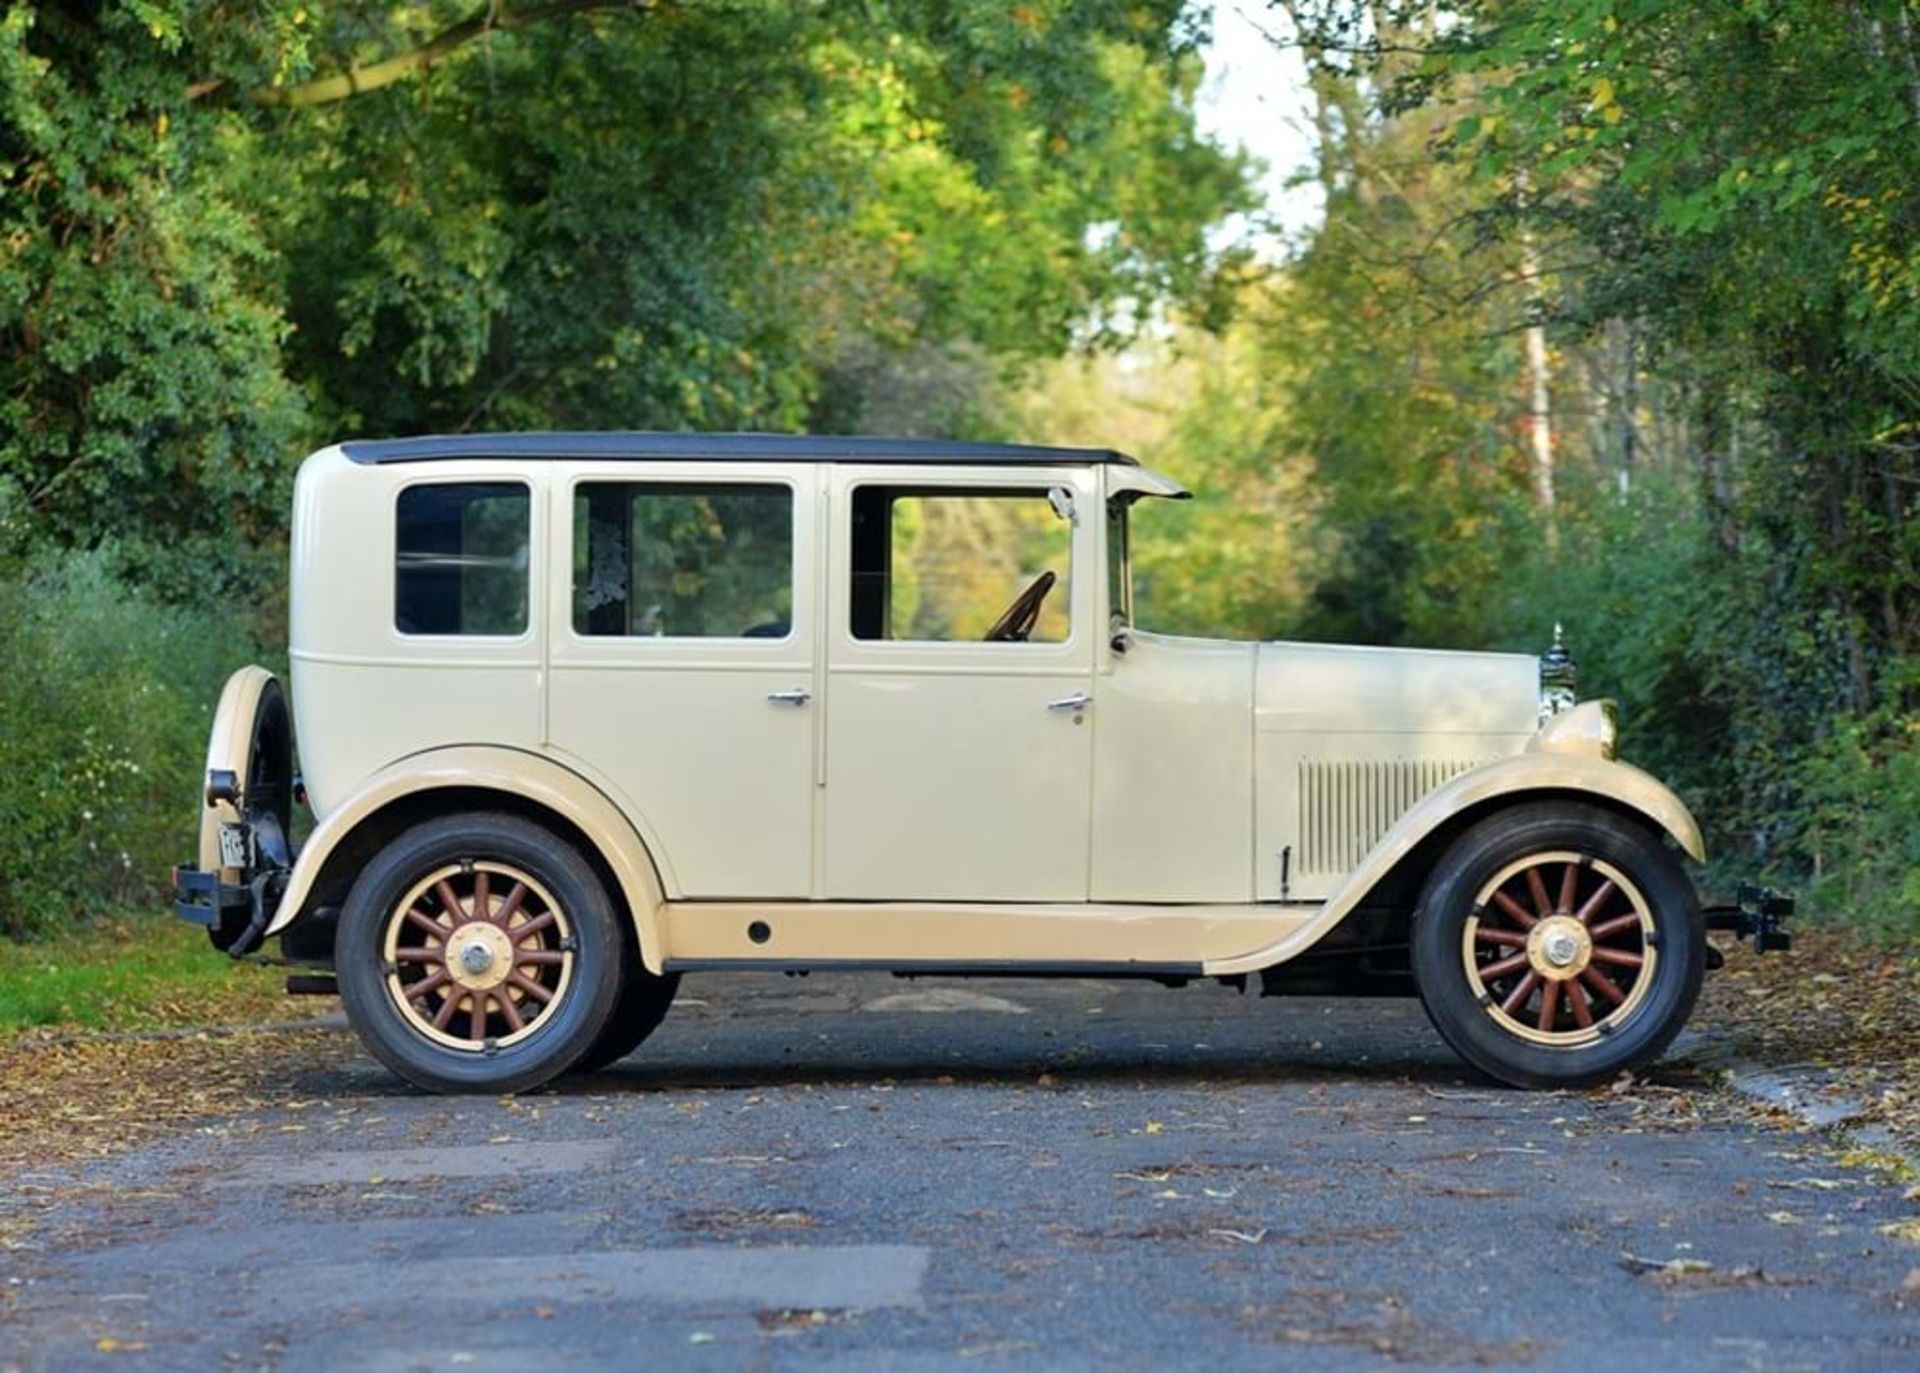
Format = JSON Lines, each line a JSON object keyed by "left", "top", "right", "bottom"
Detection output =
{"left": 547, "top": 462, "right": 817, "bottom": 897}
{"left": 821, "top": 464, "right": 1097, "bottom": 900}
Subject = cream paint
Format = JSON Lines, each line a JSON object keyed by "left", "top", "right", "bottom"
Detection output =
{"left": 544, "top": 460, "right": 820, "bottom": 898}
{"left": 819, "top": 464, "right": 1100, "bottom": 901}
{"left": 256, "top": 443, "right": 1705, "bottom": 978}
{"left": 262, "top": 745, "right": 673, "bottom": 973}
{"left": 1201, "top": 751, "right": 1705, "bottom": 977}
{"left": 660, "top": 900, "right": 1308, "bottom": 967}
{"left": 1090, "top": 631, "right": 1256, "bottom": 902}
{"left": 198, "top": 664, "right": 278, "bottom": 879}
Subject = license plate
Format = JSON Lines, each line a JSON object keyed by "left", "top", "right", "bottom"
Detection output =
{"left": 218, "top": 823, "right": 250, "bottom": 869}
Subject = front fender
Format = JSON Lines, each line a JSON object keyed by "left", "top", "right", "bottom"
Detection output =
{"left": 1204, "top": 753, "right": 1704, "bottom": 976}
{"left": 265, "top": 746, "right": 671, "bottom": 973}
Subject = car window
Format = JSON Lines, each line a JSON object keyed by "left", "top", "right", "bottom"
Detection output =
{"left": 394, "top": 482, "right": 530, "bottom": 636}
{"left": 573, "top": 482, "right": 793, "bottom": 638}
{"left": 848, "top": 487, "right": 1073, "bottom": 643}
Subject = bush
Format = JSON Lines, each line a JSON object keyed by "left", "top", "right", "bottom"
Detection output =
{"left": 0, "top": 550, "right": 264, "bottom": 939}
{"left": 1799, "top": 704, "right": 1920, "bottom": 935}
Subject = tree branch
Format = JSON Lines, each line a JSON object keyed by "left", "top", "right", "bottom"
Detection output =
{"left": 191, "top": 0, "right": 642, "bottom": 108}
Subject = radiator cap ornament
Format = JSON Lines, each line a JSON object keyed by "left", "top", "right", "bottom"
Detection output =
{"left": 1540, "top": 622, "right": 1578, "bottom": 720}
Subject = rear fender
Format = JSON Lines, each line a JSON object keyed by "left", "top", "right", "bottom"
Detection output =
{"left": 266, "top": 746, "right": 670, "bottom": 973}
{"left": 1204, "top": 754, "right": 1705, "bottom": 976}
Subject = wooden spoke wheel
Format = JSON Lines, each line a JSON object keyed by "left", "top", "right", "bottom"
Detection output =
{"left": 1462, "top": 851, "right": 1655, "bottom": 1047}
{"left": 337, "top": 813, "right": 625, "bottom": 1094}
{"left": 1411, "top": 801, "right": 1704, "bottom": 1090}
{"left": 382, "top": 862, "right": 576, "bottom": 1052}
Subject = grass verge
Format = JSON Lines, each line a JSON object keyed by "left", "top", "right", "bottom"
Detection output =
{"left": 0, "top": 913, "right": 314, "bottom": 1040}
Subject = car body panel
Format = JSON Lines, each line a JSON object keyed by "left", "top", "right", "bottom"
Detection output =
{"left": 229, "top": 435, "right": 1708, "bottom": 979}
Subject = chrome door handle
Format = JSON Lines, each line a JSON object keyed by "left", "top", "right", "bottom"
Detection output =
{"left": 767, "top": 688, "right": 811, "bottom": 706}
{"left": 1045, "top": 693, "right": 1092, "bottom": 712}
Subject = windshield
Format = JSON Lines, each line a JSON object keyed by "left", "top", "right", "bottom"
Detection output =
{"left": 1106, "top": 497, "right": 1133, "bottom": 630}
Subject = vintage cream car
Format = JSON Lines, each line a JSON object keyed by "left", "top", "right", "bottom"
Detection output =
{"left": 174, "top": 432, "right": 1789, "bottom": 1094}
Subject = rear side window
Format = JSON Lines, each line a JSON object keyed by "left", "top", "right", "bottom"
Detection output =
{"left": 394, "top": 483, "right": 531, "bottom": 635}
{"left": 573, "top": 482, "right": 793, "bottom": 638}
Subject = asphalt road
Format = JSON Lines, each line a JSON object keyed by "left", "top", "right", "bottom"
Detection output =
{"left": 3, "top": 974, "right": 1915, "bottom": 1371}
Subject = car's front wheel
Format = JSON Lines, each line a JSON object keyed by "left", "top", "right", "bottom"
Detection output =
{"left": 1411, "top": 800, "right": 1704, "bottom": 1089}
{"left": 336, "top": 813, "right": 623, "bottom": 1094}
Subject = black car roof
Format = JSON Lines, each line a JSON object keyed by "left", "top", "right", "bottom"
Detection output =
{"left": 338, "top": 431, "right": 1137, "bottom": 467}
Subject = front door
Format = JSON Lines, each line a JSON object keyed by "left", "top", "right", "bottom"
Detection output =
{"left": 547, "top": 462, "right": 817, "bottom": 898}
{"left": 822, "top": 465, "right": 1097, "bottom": 900}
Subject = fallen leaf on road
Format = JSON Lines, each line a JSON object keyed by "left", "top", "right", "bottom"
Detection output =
{"left": 1766, "top": 1211, "right": 1800, "bottom": 1225}
{"left": 1144, "top": 1121, "right": 1165, "bottom": 1135}
{"left": 1619, "top": 1252, "right": 1715, "bottom": 1280}
{"left": 1879, "top": 1218, "right": 1920, "bottom": 1244}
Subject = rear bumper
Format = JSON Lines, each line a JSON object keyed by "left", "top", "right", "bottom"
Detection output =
{"left": 1703, "top": 884, "right": 1794, "bottom": 953}
{"left": 172, "top": 864, "right": 270, "bottom": 955}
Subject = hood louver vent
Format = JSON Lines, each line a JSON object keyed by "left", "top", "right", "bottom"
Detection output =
{"left": 1297, "top": 759, "right": 1484, "bottom": 875}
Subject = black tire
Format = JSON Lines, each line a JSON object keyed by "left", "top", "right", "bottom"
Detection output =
{"left": 1411, "top": 800, "right": 1704, "bottom": 1090}
{"left": 336, "top": 813, "right": 623, "bottom": 1094}
{"left": 571, "top": 966, "right": 680, "bottom": 1074}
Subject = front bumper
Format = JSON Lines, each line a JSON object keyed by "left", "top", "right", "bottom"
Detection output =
{"left": 1703, "top": 884, "right": 1795, "bottom": 953}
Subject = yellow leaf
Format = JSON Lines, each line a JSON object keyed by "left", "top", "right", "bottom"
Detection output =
{"left": 1144, "top": 1120, "right": 1164, "bottom": 1135}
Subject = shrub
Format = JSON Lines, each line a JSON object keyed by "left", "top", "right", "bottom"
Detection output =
{"left": 0, "top": 550, "right": 263, "bottom": 939}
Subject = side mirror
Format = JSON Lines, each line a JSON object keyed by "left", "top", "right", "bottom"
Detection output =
{"left": 1110, "top": 625, "right": 1132, "bottom": 656}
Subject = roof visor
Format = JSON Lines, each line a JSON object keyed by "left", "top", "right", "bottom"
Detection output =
{"left": 1106, "top": 466, "right": 1191, "bottom": 501}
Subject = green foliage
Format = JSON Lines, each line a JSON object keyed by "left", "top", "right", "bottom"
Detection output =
{"left": 2, "top": 1, "right": 1247, "bottom": 570}
{"left": 0, "top": 550, "right": 263, "bottom": 939}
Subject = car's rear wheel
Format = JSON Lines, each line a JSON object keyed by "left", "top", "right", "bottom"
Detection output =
{"left": 336, "top": 813, "right": 622, "bottom": 1094}
{"left": 1411, "top": 800, "right": 1704, "bottom": 1089}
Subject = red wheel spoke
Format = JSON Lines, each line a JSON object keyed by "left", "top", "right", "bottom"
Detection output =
{"left": 1500, "top": 971, "right": 1540, "bottom": 1016}
{"left": 507, "top": 972, "right": 555, "bottom": 1004}
{"left": 494, "top": 882, "right": 529, "bottom": 926}
{"left": 515, "top": 949, "right": 566, "bottom": 967}
{"left": 405, "top": 970, "right": 450, "bottom": 1003}
{"left": 1537, "top": 980, "right": 1561, "bottom": 1033}
{"left": 508, "top": 911, "right": 556, "bottom": 942}
{"left": 1580, "top": 967, "right": 1626, "bottom": 1006}
{"left": 473, "top": 869, "right": 491, "bottom": 921}
{"left": 1491, "top": 890, "right": 1538, "bottom": 929}
{"left": 1525, "top": 868, "right": 1553, "bottom": 917}
{"left": 435, "top": 880, "right": 467, "bottom": 922}
{"left": 1557, "top": 862, "right": 1579, "bottom": 915}
{"left": 1474, "top": 927, "right": 1528, "bottom": 948}
{"left": 394, "top": 947, "right": 442, "bottom": 965}
{"left": 433, "top": 989, "right": 464, "bottom": 1030}
{"left": 1479, "top": 950, "right": 1533, "bottom": 981}
{"left": 1588, "top": 913, "right": 1640, "bottom": 941}
{"left": 1568, "top": 979, "right": 1595, "bottom": 1028}
{"left": 496, "top": 993, "right": 526, "bottom": 1033}
{"left": 1573, "top": 879, "right": 1617, "bottom": 927}
{"left": 1590, "top": 946, "right": 1644, "bottom": 970}
{"left": 470, "top": 992, "right": 489, "bottom": 1040}
{"left": 405, "top": 909, "right": 452, "bottom": 942}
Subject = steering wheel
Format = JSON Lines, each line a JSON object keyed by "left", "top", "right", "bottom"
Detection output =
{"left": 983, "top": 570, "right": 1057, "bottom": 643}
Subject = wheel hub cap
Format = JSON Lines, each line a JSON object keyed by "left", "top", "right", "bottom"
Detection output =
{"left": 446, "top": 922, "right": 514, "bottom": 992}
{"left": 1526, "top": 915, "right": 1593, "bottom": 982}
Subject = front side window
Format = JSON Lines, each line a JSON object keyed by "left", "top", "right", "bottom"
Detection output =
{"left": 849, "top": 486, "right": 1074, "bottom": 643}
{"left": 394, "top": 482, "right": 530, "bottom": 635}
{"left": 573, "top": 482, "right": 793, "bottom": 638}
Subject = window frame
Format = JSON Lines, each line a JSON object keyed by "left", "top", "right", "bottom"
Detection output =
{"left": 391, "top": 477, "right": 536, "bottom": 641}
{"left": 557, "top": 469, "right": 807, "bottom": 654}
{"left": 568, "top": 478, "right": 800, "bottom": 646}
{"left": 832, "top": 468, "right": 1095, "bottom": 662}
